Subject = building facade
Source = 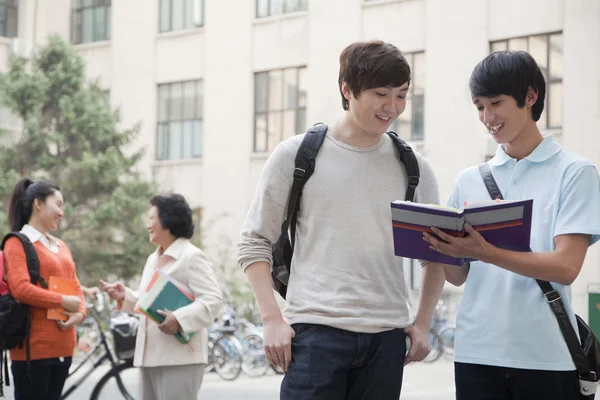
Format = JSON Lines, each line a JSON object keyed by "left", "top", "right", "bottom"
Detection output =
{"left": 1, "top": 0, "right": 599, "bottom": 316}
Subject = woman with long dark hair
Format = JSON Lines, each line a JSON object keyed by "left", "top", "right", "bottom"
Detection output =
{"left": 4, "top": 178, "right": 85, "bottom": 400}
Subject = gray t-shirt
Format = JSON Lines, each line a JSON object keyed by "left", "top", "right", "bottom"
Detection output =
{"left": 237, "top": 131, "right": 440, "bottom": 333}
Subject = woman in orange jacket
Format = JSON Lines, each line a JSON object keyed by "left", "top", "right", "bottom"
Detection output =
{"left": 5, "top": 178, "right": 85, "bottom": 400}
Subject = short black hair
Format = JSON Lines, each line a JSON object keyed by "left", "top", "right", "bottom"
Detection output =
{"left": 150, "top": 194, "right": 194, "bottom": 239}
{"left": 470, "top": 51, "right": 546, "bottom": 121}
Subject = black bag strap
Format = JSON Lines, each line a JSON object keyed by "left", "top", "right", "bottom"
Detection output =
{"left": 282, "top": 123, "right": 328, "bottom": 250}
{"left": 0, "top": 232, "right": 45, "bottom": 383}
{"left": 478, "top": 163, "right": 593, "bottom": 380}
{"left": 1, "top": 232, "right": 46, "bottom": 289}
{"left": 386, "top": 131, "right": 420, "bottom": 202}
{"left": 0, "top": 350, "right": 7, "bottom": 397}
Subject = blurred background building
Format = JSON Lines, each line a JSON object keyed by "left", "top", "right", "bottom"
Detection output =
{"left": 1, "top": 0, "right": 599, "bottom": 319}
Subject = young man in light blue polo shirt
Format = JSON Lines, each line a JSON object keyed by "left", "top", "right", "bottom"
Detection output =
{"left": 423, "top": 51, "right": 600, "bottom": 399}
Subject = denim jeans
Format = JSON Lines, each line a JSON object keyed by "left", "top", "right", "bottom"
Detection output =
{"left": 280, "top": 323, "right": 406, "bottom": 400}
{"left": 11, "top": 357, "right": 72, "bottom": 400}
{"left": 455, "top": 362, "right": 585, "bottom": 400}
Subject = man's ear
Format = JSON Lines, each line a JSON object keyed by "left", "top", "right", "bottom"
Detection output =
{"left": 526, "top": 86, "right": 539, "bottom": 107}
{"left": 341, "top": 82, "right": 353, "bottom": 101}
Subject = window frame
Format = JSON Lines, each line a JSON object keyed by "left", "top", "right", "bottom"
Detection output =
{"left": 253, "top": 66, "right": 307, "bottom": 153}
{"left": 71, "top": 0, "right": 112, "bottom": 45}
{"left": 255, "top": 0, "right": 307, "bottom": 19}
{"left": 489, "top": 31, "right": 563, "bottom": 130}
{"left": 156, "top": 80, "right": 204, "bottom": 161}
{"left": 0, "top": 0, "right": 18, "bottom": 38}
{"left": 158, "top": 0, "right": 204, "bottom": 33}
{"left": 391, "top": 51, "right": 425, "bottom": 142}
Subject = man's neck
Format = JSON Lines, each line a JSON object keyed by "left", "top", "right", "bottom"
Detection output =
{"left": 331, "top": 114, "right": 384, "bottom": 148}
{"left": 503, "top": 122, "right": 544, "bottom": 161}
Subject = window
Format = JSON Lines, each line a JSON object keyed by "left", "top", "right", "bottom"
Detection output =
{"left": 101, "top": 90, "right": 110, "bottom": 107}
{"left": 254, "top": 66, "right": 307, "bottom": 152}
{"left": 256, "top": 0, "right": 307, "bottom": 18}
{"left": 156, "top": 80, "right": 203, "bottom": 160}
{"left": 0, "top": 0, "right": 18, "bottom": 38}
{"left": 72, "top": 0, "right": 111, "bottom": 45}
{"left": 159, "top": 0, "right": 203, "bottom": 33}
{"left": 390, "top": 52, "right": 425, "bottom": 141}
{"left": 490, "top": 32, "right": 563, "bottom": 130}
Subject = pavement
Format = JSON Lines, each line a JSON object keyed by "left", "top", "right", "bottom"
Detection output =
{"left": 1, "top": 359, "right": 455, "bottom": 399}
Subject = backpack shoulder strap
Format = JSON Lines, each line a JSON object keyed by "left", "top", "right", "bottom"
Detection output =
{"left": 1, "top": 232, "right": 45, "bottom": 289}
{"left": 386, "top": 131, "right": 420, "bottom": 202}
{"left": 284, "top": 123, "right": 328, "bottom": 249}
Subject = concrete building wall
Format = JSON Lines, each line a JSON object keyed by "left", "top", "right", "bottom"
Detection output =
{"left": 3, "top": 0, "right": 599, "bottom": 316}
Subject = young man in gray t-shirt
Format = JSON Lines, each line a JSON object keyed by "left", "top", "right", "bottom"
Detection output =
{"left": 237, "top": 40, "right": 445, "bottom": 400}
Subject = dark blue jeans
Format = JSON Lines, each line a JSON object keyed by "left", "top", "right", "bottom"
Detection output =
{"left": 280, "top": 323, "right": 407, "bottom": 400}
{"left": 455, "top": 362, "right": 584, "bottom": 400}
{"left": 11, "top": 357, "right": 72, "bottom": 400}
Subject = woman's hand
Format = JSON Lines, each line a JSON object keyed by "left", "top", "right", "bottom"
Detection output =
{"left": 57, "top": 311, "right": 85, "bottom": 330}
{"left": 99, "top": 280, "right": 126, "bottom": 302}
{"left": 157, "top": 309, "right": 182, "bottom": 335}
{"left": 61, "top": 295, "right": 81, "bottom": 312}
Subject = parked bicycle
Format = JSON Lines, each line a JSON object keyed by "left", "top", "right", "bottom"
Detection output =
{"left": 206, "top": 311, "right": 243, "bottom": 381}
{"left": 62, "top": 294, "right": 138, "bottom": 400}
{"left": 423, "top": 300, "right": 456, "bottom": 362}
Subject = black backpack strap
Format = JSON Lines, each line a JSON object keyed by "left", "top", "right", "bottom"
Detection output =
{"left": 386, "top": 131, "right": 420, "bottom": 202}
{"left": 0, "top": 350, "right": 7, "bottom": 397}
{"left": 0, "top": 232, "right": 44, "bottom": 384}
{"left": 478, "top": 163, "right": 593, "bottom": 380}
{"left": 283, "top": 123, "right": 328, "bottom": 250}
{"left": 1, "top": 232, "right": 45, "bottom": 288}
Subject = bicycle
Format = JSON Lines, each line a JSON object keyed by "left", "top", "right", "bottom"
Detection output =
{"left": 61, "top": 294, "right": 138, "bottom": 400}
{"left": 422, "top": 300, "right": 456, "bottom": 363}
{"left": 206, "top": 313, "right": 243, "bottom": 381}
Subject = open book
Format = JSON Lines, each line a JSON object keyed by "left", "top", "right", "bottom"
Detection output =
{"left": 135, "top": 270, "right": 195, "bottom": 344}
{"left": 390, "top": 199, "right": 533, "bottom": 265}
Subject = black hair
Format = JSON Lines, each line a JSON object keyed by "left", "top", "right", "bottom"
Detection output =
{"left": 8, "top": 178, "right": 61, "bottom": 232}
{"left": 470, "top": 50, "right": 546, "bottom": 121}
{"left": 149, "top": 194, "right": 194, "bottom": 239}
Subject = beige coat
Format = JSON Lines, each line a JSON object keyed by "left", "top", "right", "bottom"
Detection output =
{"left": 121, "top": 238, "right": 222, "bottom": 367}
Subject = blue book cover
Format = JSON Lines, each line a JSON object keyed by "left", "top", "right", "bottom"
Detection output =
{"left": 390, "top": 199, "right": 533, "bottom": 266}
{"left": 139, "top": 279, "right": 195, "bottom": 344}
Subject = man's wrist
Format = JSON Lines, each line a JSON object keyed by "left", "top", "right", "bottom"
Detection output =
{"left": 412, "top": 318, "right": 431, "bottom": 331}
{"left": 480, "top": 243, "right": 501, "bottom": 264}
{"left": 262, "top": 313, "right": 283, "bottom": 325}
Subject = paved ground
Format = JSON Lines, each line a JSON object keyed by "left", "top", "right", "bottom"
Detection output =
{"left": 2, "top": 359, "right": 455, "bottom": 399}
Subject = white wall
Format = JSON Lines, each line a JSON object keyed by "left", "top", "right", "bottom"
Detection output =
{"left": 563, "top": 0, "right": 600, "bottom": 319}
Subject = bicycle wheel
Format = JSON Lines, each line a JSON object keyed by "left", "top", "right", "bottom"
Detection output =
{"left": 90, "top": 359, "right": 138, "bottom": 400}
{"left": 212, "top": 336, "right": 243, "bottom": 381}
{"left": 439, "top": 325, "right": 456, "bottom": 361}
{"left": 241, "top": 334, "right": 270, "bottom": 378}
{"left": 422, "top": 331, "right": 443, "bottom": 363}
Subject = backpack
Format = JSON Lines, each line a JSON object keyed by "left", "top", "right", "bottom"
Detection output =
{"left": 271, "top": 123, "right": 420, "bottom": 299}
{"left": 0, "top": 232, "right": 45, "bottom": 397}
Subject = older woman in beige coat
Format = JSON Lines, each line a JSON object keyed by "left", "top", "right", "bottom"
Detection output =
{"left": 101, "top": 194, "right": 222, "bottom": 400}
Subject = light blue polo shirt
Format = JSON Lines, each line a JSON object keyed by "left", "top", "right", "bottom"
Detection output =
{"left": 449, "top": 135, "right": 600, "bottom": 370}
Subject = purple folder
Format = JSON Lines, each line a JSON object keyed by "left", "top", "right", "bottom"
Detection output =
{"left": 390, "top": 199, "right": 533, "bottom": 266}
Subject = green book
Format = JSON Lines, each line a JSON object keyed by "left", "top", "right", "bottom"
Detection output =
{"left": 138, "top": 277, "right": 195, "bottom": 344}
